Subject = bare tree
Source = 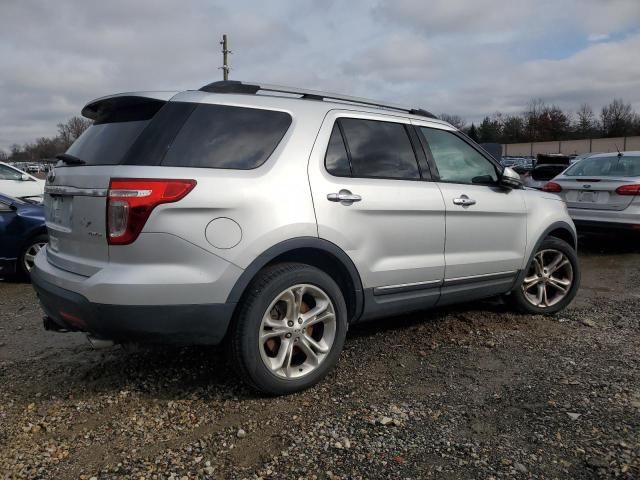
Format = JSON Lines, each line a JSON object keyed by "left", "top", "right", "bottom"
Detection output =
{"left": 57, "top": 116, "right": 92, "bottom": 149}
{"left": 439, "top": 113, "right": 467, "bottom": 130}
{"left": 601, "top": 99, "right": 636, "bottom": 137}
{"left": 575, "top": 103, "right": 596, "bottom": 137}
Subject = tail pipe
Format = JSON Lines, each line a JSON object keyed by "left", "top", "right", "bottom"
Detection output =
{"left": 43, "top": 316, "right": 70, "bottom": 333}
{"left": 86, "top": 335, "right": 116, "bottom": 349}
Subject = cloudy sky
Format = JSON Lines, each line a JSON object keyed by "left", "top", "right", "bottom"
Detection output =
{"left": 1, "top": 0, "right": 640, "bottom": 152}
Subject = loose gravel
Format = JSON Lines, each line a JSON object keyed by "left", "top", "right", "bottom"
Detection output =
{"left": 1, "top": 234, "right": 639, "bottom": 479}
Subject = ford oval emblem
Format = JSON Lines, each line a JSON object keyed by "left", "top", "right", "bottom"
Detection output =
{"left": 47, "top": 169, "right": 56, "bottom": 184}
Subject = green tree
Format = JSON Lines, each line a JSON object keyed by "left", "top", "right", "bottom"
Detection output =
{"left": 467, "top": 123, "right": 479, "bottom": 142}
{"left": 477, "top": 116, "right": 502, "bottom": 143}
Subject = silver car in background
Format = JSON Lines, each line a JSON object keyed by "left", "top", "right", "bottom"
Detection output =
{"left": 544, "top": 152, "right": 640, "bottom": 231}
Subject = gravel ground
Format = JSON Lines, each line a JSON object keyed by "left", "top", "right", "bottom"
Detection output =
{"left": 1, "top": 233, "right": 639, "bottom": 479}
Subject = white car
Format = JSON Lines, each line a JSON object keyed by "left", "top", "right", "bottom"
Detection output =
{"left": 0, "top": 162, "right": 45, "bottom": 201}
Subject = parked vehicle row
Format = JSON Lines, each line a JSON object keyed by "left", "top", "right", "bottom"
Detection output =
{"left": 29, "top": 81, "right": 581, "bottom": 394}
{"left": 0, "top": 161, "right": 45, "bottom": 201}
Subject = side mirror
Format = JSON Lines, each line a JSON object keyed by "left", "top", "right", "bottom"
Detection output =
{"left": 20, "top": 173, "right": 31, "bottom": 181}
{"left": 500, "top": 167, "right": 523, "bottom": 189}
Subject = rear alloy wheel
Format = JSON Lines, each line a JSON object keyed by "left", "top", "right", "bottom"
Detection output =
{"left": 510, "top": 236, "right": 580, "bottom": 314}
{"left": 228, "top": 263, "right": 348, "bottom": 395}
{"left": 20, "top": 234, "right": 48, "bottom": 279}
{"left": 259, "top": 284, "right": 337, "bottom": 379}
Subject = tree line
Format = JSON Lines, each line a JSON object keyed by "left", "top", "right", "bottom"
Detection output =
{"left": 2, "top": 98, "right": 640, "bottom": 162}
{"left": 440, "top": 98, "right": 640, "bottom": 145}
{"left": 1, "top": 116, "right": 92, "bottom": 162}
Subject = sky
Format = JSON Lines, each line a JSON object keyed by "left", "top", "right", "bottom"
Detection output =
{"left": 1, "top": 0, "right": 640, "bottom": 152}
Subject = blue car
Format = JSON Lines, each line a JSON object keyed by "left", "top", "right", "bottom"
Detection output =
{"left": 0, "top": 193, "right": 48, "bottom": 279}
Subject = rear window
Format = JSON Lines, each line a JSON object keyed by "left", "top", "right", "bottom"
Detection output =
{"left": 565, "top": 155, "right": 640, "bottom": 177}
{"left": 65, "top": 101, "right": 291, "bottom": 169}
{"left": 66, "top": 101, "right": 162, "bottom": 166}
{"left": 161, "top": 104, "right": 291, "bottom": 169}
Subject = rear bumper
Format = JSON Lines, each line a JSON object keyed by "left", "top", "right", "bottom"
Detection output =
{"left": 31, "top": 268, "right": 235, "bottom": 345}
{"left": 568, "top": 206, "right": 640, "bottom": 229}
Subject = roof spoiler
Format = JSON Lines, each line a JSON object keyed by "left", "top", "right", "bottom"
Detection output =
{"left": 81, "top": 91, "right": 178, "bottom": 121}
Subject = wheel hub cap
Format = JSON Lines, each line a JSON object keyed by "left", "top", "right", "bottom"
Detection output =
{"left": 259, "top": 284, "right": 336, "bottom": 379}
{"left": 522, "top": 249, "right": 574, "bottom": 308}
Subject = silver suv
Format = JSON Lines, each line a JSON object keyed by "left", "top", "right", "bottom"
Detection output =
{"left": 32, "top": 81, "right": 580, "bottom": 394}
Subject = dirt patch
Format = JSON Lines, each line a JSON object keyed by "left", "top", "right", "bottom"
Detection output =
{"left": 1, "top": 233, "right": 639, "bottom": 479}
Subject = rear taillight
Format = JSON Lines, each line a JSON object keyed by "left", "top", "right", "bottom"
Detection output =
{"left": 543, "top": 181, "right": 562, "bottom": 192}
{"left": 107, "top": 178, "right": 196, "bottom": 245}
{"left": 615, "top": 184, "right": 640, "bottom": 196}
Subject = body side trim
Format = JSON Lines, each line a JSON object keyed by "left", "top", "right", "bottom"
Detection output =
{"left": 373, "top": 279, "right": 440, "bottom": 296}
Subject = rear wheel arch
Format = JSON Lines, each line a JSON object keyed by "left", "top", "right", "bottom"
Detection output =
{"left": 226, "top": 237, "right": 364, "bottom": 323}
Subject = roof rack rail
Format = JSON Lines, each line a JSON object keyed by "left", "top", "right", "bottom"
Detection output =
{"left": 199, "top": 80, "right": 437, "bottom": 119}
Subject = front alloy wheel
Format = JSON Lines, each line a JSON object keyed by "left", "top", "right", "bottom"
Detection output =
{"left": 510, "top": 236, "right": 580, "bottom": 314}
{"left": 521, "top": 249, "right": 574, "bottom": 308}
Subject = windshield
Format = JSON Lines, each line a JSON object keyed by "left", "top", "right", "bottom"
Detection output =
{"left": 565, "top": 155, "right": 640, "bottom": 177}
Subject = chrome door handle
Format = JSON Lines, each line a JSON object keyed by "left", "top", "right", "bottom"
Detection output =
{"left": 453, "top": 194, "right": 476, "bottom": 206}
{"left": 327, "top": 189, "right": 362, "bottom": 204}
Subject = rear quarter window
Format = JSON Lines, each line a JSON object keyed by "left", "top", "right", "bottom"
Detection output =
{"left": 161, "top": 104, "right": 292, "bottom": 169}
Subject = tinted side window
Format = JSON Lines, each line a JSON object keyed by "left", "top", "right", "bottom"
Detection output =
{"left": 340, "top": 119, "right": 420, "bottom": 180}
{"left": 162, "top": 104, "right": 292, "bottom": 169}
{"left": 420, "top": 127, "right": 498, "bottom": 184}
{"left": 325, "top": 124, "right": 351, "bottom": 176}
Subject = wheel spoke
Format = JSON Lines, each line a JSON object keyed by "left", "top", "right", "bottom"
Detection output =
{"left": 280, "top": 288, "right": 297, "bottom": 321}
{"left": 548, "top": 276, "right": 570, "bottom": 293}
{"left": 298, "top": 337, "right": 320, "bottom": 366}
{"left": 25, "top": 253, "right": 35, "bottom": 262}
{"left": 302, "top": 333, "right": 329, "bottom": 354}
{"left": 549, "top": 258, "right": 569, "bottom": 274}
{"left": 534, "top": 254, "right": 544, "bottom": 274}
{"left": 541, "top": 284, "right": 550, "bottom": 307}
{"left": 301, "top": 298, "right": 330, "bottom": 325}
{"left": 523, "top": 274, "right": 541, "bottom": 290}
{"left": 260, "top": 328, "right": 288, "bottom": 342}
{"left": 270, "top": 337, "right": 294, "bottom": 373}
{"left": 303, "top": 310, "right": 335, "bottom": 328}
{"left": 293, "top": 285, "right": 306, "bottom": 317}
{"left": 263, "top": 314, "right": 286, "bottom": 329}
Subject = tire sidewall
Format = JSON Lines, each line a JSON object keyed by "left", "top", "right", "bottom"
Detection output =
{"left": 236, "top": 265, "right": 348, "bottom": 394}
{"left": 513, "top": 237, "right": 580, "bottom": 315}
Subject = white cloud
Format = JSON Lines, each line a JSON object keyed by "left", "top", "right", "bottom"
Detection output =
{"left": 0, "top": 0, "right": 639, "bottom": 150}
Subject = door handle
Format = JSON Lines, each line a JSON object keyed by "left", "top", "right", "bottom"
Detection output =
{"left": 453, "top": 194, "right": 476, "bottom": 206}
{"left": 327, "top": 189, "right": 362, "bottom": 205}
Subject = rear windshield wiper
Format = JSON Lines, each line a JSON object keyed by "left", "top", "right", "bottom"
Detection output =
{"left": 55, "top": 153, "right": 86, "bottom": 165}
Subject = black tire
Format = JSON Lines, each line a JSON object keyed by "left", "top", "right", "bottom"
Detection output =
{"left": 227, "top": 262, "right": 348, "bottom": 395}
{"left": 510, "top": 236, "right": 580, "bottom": 315}
{"left": 19, "top": 234, "right": 48, "bottom": 280}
